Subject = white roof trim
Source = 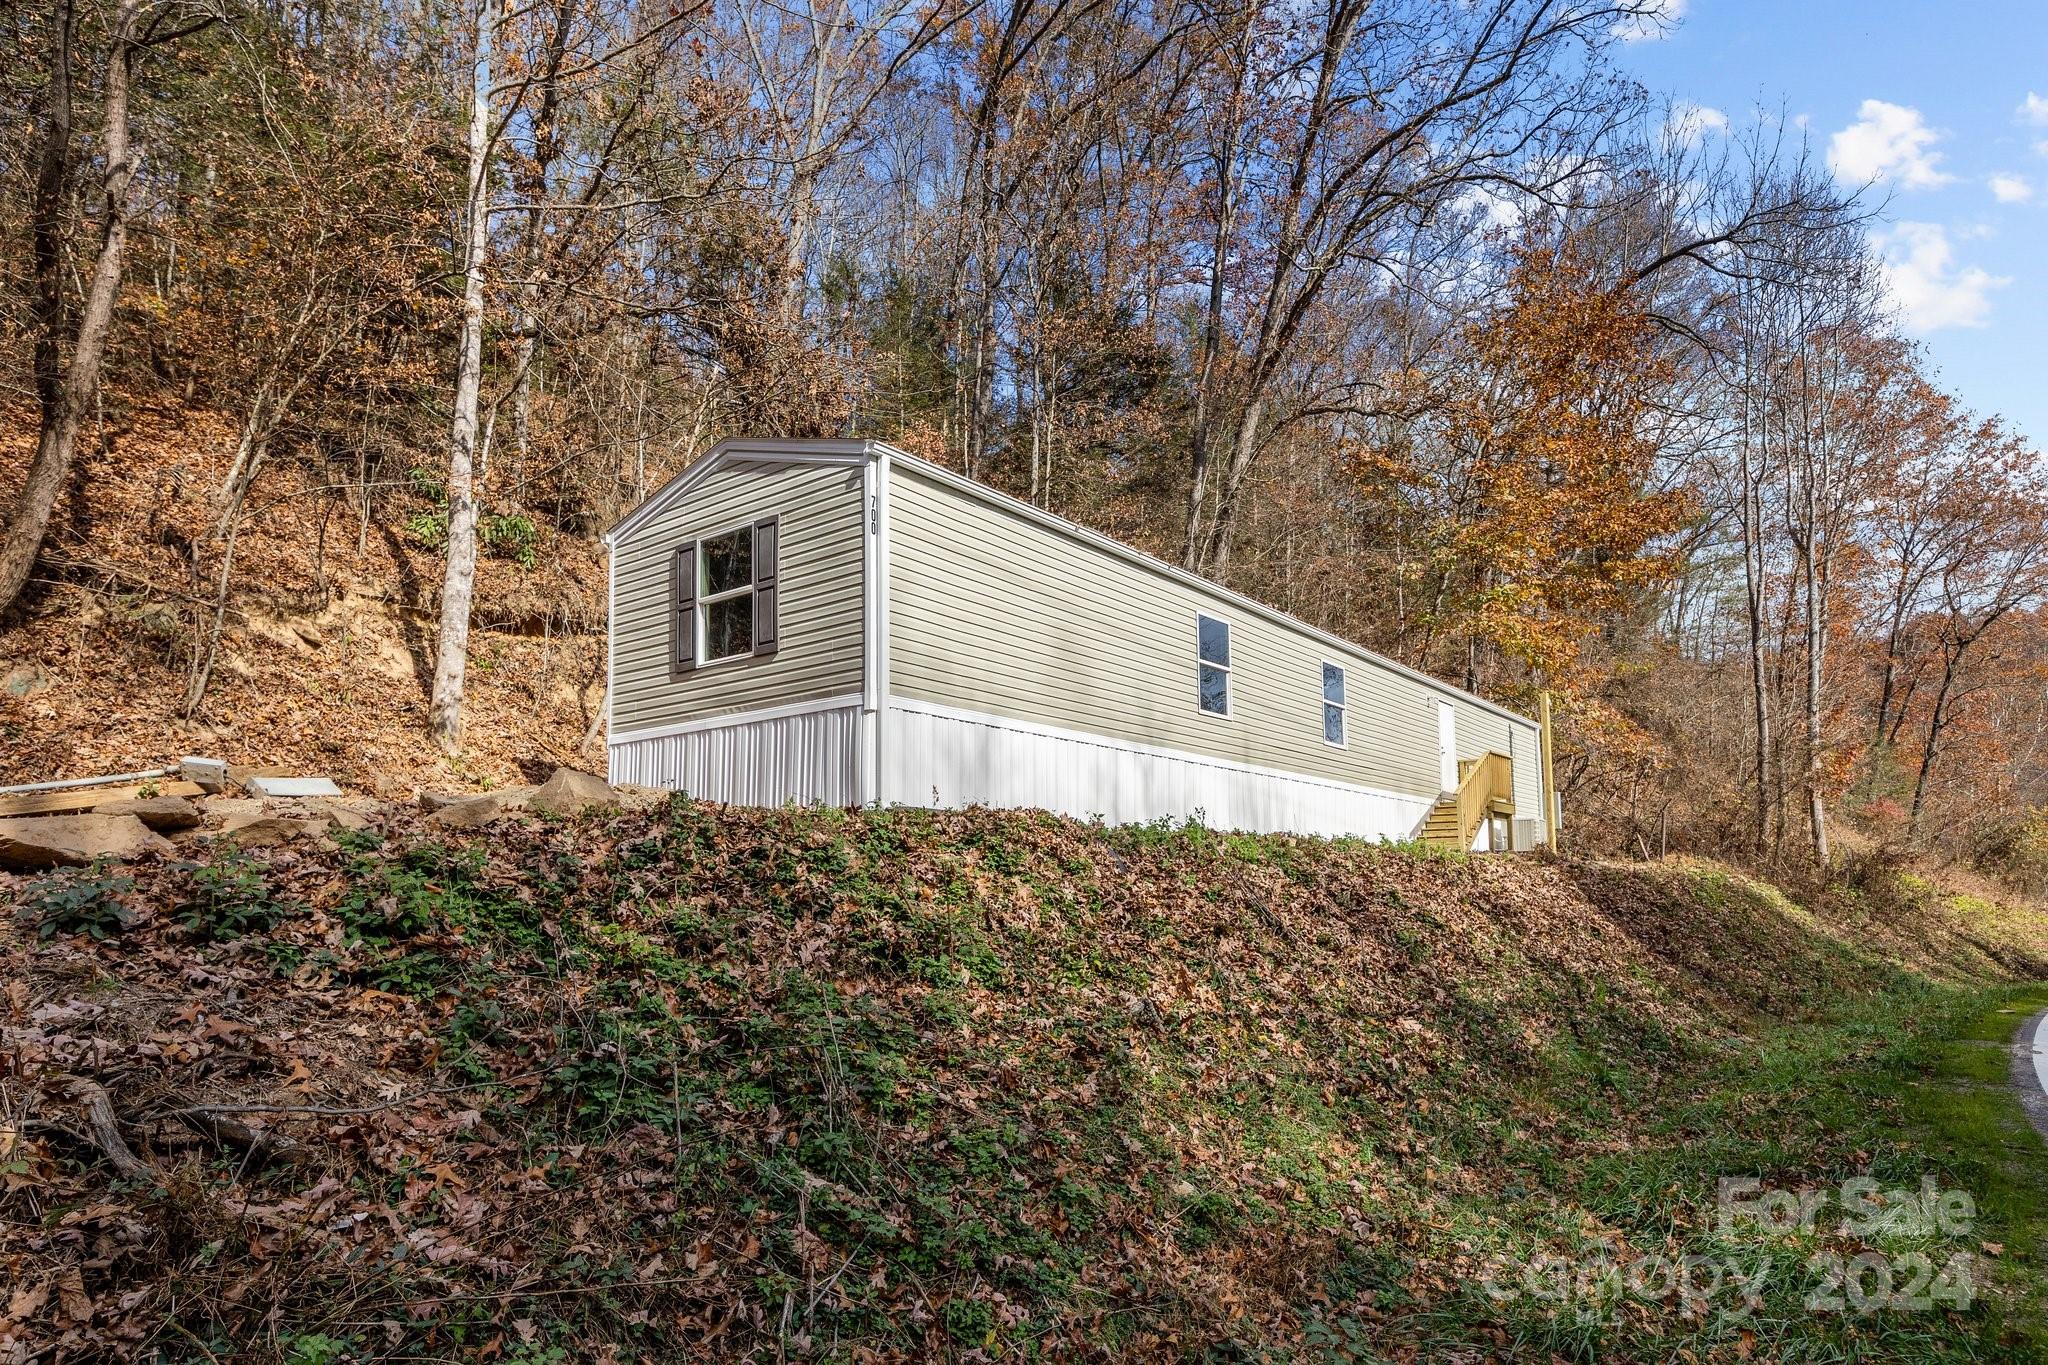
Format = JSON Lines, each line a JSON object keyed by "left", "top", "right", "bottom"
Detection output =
{"left": 603, "top": 438, "right": 874, "bottom": 545}
{"left": 888, "top": 451, "right": 1537, "bottom": 729}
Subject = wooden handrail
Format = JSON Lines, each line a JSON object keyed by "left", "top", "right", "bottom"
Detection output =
{"left": 1451, "top": 751, "right": 1514, "bottom": 848}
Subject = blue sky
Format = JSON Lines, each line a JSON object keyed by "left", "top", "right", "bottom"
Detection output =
{"left": 1615, "top": 0, "right": 2046, "bottom": 447}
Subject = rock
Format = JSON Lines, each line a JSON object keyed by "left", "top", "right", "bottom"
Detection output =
{"left": 429, "top": 787, "right": 535, "bottom": 830}
{"left": 93, "top": 795, "right": 204, "bottom": 832}
{"left": 1, "top": 661, "right": 51, "bottom": 698}
{"left": 217, "top": 813, "right": 327, "bottom": 848}
{"left": 0, "top": 815, "right": 174, "bottom": 870}
{"left": 614, "top": 782, "right": 674, "bottom": 811}
{"left": 300, "top": 796, "right": 382, "bottom": 831}
{"left": 200, "top": 796, "right": 266, "bottom": 827}
{"left": 417, "top": 790, "right": 466, "bottom": 813}
{"left": 528, "top": 767, "right": 618, "bottom": 816}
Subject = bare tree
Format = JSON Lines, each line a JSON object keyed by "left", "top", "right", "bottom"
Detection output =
{"left": 1179, "top": 0, "right": 1655, "bottom": 576}
{"left": 730, "top": 0, "right": 978, "bottom": 324}
{"left": 1908, "top": 477, "right": 2048, "bottom": 828}
{"left": 428, "top": 0, "right": 498, "bottom": 752}
{"left": 0, "top": 0, "right": 147, "bottom": 614}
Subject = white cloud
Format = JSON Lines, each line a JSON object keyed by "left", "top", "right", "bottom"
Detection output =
{"left": 2018, "top": 92, "right": 2048, "bottom": 126}
{"left": 1828, "top": 100, "right": 1954, "bottom": 190}
{"left": 1873, "top": 222, "right": 2009, "bottom": 331}
{"left": 1665, "top": 101, "right": 1729, "bottom": 147}
{"left": 1614, "top": 0, "right": 1686, "bottom": 43}
{"left": 1990, "top": 173, "right": 2034, "bottom": 203}
{"left": 1454, "top": 184, "right": 1527, "bottom": 235}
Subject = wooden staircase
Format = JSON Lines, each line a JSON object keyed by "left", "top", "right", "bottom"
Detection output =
{"left": 1419, "top": 752, "right": 1515, "bottom": 850}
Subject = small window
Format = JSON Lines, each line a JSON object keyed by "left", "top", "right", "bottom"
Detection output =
{"left": 672, "top": 517, "right": 778, "bottom": 672}
{"left": 1197, "top": 613, "right": 1230, "bottom": 715}
{"left": 698, "top": 525, "right": 755, "bottom": 664}
{"left": 1322, "top": 663, "right": 1345, "bottom": 746}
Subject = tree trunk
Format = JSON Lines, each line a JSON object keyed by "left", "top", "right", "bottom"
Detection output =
{"left": 1738, "top": 417, "right": 1772, "bottom": 856}
{"left": 1182, "top": 88, "right": 1246, "bottom": 572}
{"left": 0, "top": 0, "right": 140, "bottom": 616}
{"left": 428, "top": 0, "right": 494, "bottom": 753}
{"left": 1909, "top": 654, "right": 1963, "bottom": 830}
{"left": 1803, "top": 560, "right": 1828, "bottom": 863}
{"left": 508, "top": 0, "right": 572, "bottom": 488}
{"left": 1199, "top": 395, "right": 1265, "bottom": 578}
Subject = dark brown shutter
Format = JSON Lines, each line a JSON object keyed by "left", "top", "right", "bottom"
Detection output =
{"left": 753, "top": 515, "right": 780, "bottom": 656}
{"left": 670, "top": 543, "right": 697, "bottom": 676}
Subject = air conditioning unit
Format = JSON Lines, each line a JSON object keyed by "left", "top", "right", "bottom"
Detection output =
{"left": 1513, "top": 817, "right": 1544, "bottom": 852}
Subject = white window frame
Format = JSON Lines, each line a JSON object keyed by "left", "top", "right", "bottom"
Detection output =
{"left": 1321, "top": 662, "right": 1346, "bottom": 748}
{"left": 695, "top": 520, "right": 758, "bottom": 669}
{"left": 1195, "top": 610, "right": 1232, "bottom": 719}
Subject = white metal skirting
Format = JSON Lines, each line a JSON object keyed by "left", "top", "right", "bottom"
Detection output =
{"left": 608, "top": 701, "right": 860, "bottom": 807}
{"left": 881, "top": 699, "right": 1435, "bottom": 840}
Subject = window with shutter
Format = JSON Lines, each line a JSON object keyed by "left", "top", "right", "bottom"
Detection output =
{"left": 674, "top": 515, "right": 780, "bottom": 674}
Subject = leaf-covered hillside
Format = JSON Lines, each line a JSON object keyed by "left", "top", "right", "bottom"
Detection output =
{"left": 7, "top": 803, "right": 2048, "bottom": 1361}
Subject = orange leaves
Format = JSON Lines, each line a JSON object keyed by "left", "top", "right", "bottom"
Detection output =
{"left": 1355, "top": 239, "right": 1690, "bottom": 697}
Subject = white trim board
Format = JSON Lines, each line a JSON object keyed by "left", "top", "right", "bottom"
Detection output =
{"left": 608, "top": 693, "right": 863, "bottom": 748}
{"left": 858, "top": 453, "right": 882, "bottom": 805}
{"left": 870, "top": 441, "right": 892, "bottom": 805}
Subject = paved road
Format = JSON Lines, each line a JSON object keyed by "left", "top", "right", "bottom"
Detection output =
{"left": 2010, "top": 1008, "right": 2048, "bottom": 1144}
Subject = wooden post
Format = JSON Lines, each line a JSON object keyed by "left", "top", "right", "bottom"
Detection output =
{"left": 1539, "top": 689, "right": 1559, "bottom": 851}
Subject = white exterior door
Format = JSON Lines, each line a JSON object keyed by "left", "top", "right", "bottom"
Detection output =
{"left": 1437, "top": 701, "right": 1457, "bottom": 792}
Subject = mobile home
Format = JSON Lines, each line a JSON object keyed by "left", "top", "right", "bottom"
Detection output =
{"left": 603, "top": 438, "right": 1552, "bottom": 850}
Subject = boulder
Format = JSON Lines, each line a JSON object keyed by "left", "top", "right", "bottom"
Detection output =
{"left": 528, "top": 767, "right": 618, "bottom": 816}
{"left": 416, "top": 790, "right": 466, "bottom": 813}
{"left": 0, "top": 815, "right": 174, "bottom": 870}
{"left": 93, "top": 795, "right": 203, "bottom": 832}
{"left": 429, "top": 787, "right": 534, "bottom": 830}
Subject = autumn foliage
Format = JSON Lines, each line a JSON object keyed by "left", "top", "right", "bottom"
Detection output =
{"left": 0, "top": 0, "right": 2045, "bottom": 871}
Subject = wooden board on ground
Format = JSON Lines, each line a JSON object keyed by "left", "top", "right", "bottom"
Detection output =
{"left": 0, "top": 780, "right": 207, "bottom": 819}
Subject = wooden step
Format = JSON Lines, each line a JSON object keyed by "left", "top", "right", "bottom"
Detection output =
{"left": 1419, "top": 797, "right": 1468, "bottom": 847}
{"left": 0, "top": 779, "right": 206, "bottom": 818}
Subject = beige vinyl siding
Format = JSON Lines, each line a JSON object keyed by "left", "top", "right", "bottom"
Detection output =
{"left": 888, "top": 464, "right": 1532, "bottom": 803}
{"left": 611, "top": 459, "right": 864, "bottom": 736}
{"left": 1508, "top": 717, "right": 1542, "bottom": 818}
